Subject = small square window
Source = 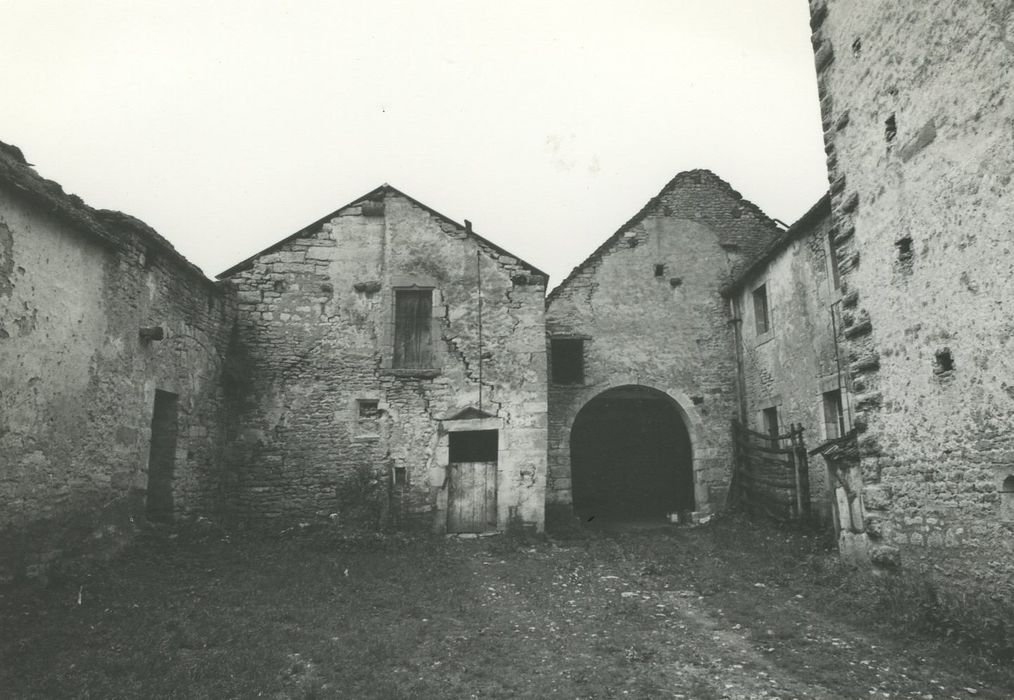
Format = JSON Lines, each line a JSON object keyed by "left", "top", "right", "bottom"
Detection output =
{"left": 358, "top": 400, "right": 380, "bottom": 419}
{"left": 753, "top": 284, "right": 771, "bottom": 336}
{"left": 551, "top": 338, "right": 584, "bottom": 385}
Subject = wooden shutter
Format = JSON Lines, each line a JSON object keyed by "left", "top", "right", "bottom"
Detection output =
{"left": 394, "top": 290, "right": 433, "bottom": 368}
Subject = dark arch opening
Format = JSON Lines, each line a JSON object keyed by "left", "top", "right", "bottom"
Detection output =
{"left": 570, "top": 386, "right": 694, "bottom": 521}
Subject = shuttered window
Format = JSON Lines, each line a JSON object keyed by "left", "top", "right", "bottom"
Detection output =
{"left": 393, "top": 289, "right": 433, "bottom": 368}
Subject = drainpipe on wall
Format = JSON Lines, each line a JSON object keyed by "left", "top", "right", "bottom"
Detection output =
{"left": 728, "top": 296, "right": 748, "bottom": 426}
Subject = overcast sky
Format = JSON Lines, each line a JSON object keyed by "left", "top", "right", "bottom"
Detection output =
{"left": 1, "top": 0, "right": 827, "bottom": 287}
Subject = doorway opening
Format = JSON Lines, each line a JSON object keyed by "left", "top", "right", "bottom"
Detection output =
{"left": 570, "top": 386, "right": 693, "bottom": 521}
{"left": 447, "top": 430, "right": 499, "bottom": 533}
{"left": 146, "top": 390, "right": 179, "bottom": 522}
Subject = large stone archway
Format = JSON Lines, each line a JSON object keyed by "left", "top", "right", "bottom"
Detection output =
{"left": 569, "top": 385, "right": 694, "bottom": 520}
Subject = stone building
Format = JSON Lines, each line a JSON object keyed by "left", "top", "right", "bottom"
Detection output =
{"left": 544, "top": 171, "right": 781, "bottom": 522}
{"left": 723, "top": 194, "right": 853, "bottom": 526}
{"left": 808, "top": 0, "right": 1014, "bottom": 571}
{"left": 0, "top": 141, "right": 234, "bottom": 580}
{"left": 217, "top": 185, "right": 549, "bottom": 533}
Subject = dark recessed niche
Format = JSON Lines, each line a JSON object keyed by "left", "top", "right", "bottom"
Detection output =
{"left": 273, "top": 280, "right": 286, "bottom": 292}
{"left": 885, "top": 114, "right": 897, "bottom": 143}
{"left": 394, "top": 466, "right": 407, "bottom": 486}
{"left": 654, "top": 264, "right": 665, "bottom": 278}
{"left": 896, "top": 236, "right": 913, "bottom": 260}
{"left": 934, "top": 347, "right": 955, "bottom": 375}
{"left": 669, "top": 277, "right": 683, "bottom": 289}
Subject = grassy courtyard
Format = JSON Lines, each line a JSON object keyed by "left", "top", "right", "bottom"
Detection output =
{"left": 1, "top": 515, "right": 1011, "bottom": 699}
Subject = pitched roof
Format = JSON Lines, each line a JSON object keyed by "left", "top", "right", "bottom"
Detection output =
{"left": 0, "top": 139, "right": 215, "bottom": 287}
{"left": 546, "top": 169, "right": 783, "bottom": 304}
{"left": 217, "top": 183, "right": 549, "bottom": 280}
{"left": 720, "top": 193, "right": 831, "bottom": 297}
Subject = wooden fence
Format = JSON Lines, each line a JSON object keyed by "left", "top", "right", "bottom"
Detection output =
{"left": 731, "top": 420, "right": 811, "bottom": 522}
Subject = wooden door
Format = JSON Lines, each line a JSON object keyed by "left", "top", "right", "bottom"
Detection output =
{"left": 447, "top": 462, "right": 498, "bottom": 533}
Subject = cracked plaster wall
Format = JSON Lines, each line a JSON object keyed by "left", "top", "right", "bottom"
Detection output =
{"left": 223, "top": 191, "right": 547, "bottom": 531}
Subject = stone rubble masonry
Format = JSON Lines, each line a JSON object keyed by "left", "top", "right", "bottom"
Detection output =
{"left": 219, "top": 186, "right": 548, "bottom": 532}
{"left": 545, "top": 170, "right": 782, "bottom": 516}
{"left": 809, "top": 0, "right": 1014, "bottom": 577}
{"left": 0, "top": 142, "right": 235, "bottom": 581}
{"left": 727, "top": 196, "right": 843, "bottom": 522}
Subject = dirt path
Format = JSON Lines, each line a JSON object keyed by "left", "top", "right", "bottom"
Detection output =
{"left": 1, "top": 520, "right": 1009, "bottom": 698}
{"left": 450, "top": 534, "right": 1007, "bottom": 699}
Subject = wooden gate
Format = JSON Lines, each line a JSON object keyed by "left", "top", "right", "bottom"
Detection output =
{"left": 731, "top": 420, "right": 810, "bottom": 521}
{"left": 447, "top": 461, "right": 498, "bottom": 533}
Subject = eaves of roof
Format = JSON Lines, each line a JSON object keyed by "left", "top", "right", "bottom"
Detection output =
{"left": 720, "top": 192, "right": 831, "bottom": 298}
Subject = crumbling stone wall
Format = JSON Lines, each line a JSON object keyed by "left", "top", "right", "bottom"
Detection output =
{"left": 728, "top": 197, "right": 843, "bottom": 521}
{"left": 0, "top": 143, "right": 234, "bottom": 580}
{"left": 220, "top": 187, "right": 548, "bottom": 532}
{"left": 809, "top": 0, "right": 1014, "bottom": 571}
{"left": 545, "top": 171, "right": 781, "bottom": 516}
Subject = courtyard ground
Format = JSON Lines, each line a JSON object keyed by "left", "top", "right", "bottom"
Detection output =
{"left": 1, "top": 515, "right": 1011, "bottom": 699}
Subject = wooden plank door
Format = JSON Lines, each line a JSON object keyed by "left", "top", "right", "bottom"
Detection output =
{"left": 447, "top": 461, "right": 498, "bottom": 533}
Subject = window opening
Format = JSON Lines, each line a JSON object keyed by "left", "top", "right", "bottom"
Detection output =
{"left": 449, "top": 430, "right": 499, "bottom": 463}
{"left": 753, "top": 284, "right": 770, "bottom": 335}
{"left": 896, "top": 236, "right": 913, "bottom": 261}
{"left": 822, "top": 389, "right": 845, "bottom": 439}
{"left": 551, "top": 338, "right": 585, "bottom": 385}
{"left": 393, "top": 289, "right": 433, "bottom": 368}
{"left": 654, "top": 263, "right": 665, "bottom": 277}
{"left": 1001, "top": 476, "right": 1014, "bottom": 521}
{"left": 394, "top": 467, "right": 407, "bottom": 486}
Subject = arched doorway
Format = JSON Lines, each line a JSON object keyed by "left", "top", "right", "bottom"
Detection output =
{"left": 570, "top": 385, "right": 694, "bottom": 521}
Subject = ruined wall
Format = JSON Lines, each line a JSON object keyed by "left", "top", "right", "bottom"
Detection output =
{"left": 0, "top": 146, "right": 233, "bottom": 579}
{"left": 221, "top": 188, "right": 548, "bottom": 531}
{"left": 810, "top": 0, "right": 1014, "bottom": 571}
{"left": 731, "top": 198, "right": 844, "bottom": 520}
{"left": 545, "top": 171, "right": 781, "bottom": 516}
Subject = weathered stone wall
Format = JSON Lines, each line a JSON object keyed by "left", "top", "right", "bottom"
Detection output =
{"left": 730, "top": 197, "right": 843, "bottom": 520}
{"left": 221, "top": 187, "right": 548, "bottom": 531}
{"left": 0, "top": 145, "right": 233, "bottom": 579}
{"left": 545, "top": 171, "right": 781, "bottom": 515}
{"left": 809, "top": 0, "right": 1014, "bottom": 571}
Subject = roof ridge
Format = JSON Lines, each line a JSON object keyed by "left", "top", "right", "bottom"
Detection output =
{"left": 217, "top": 183, "right": 548, "bottom": 280}
{"left": 545, "top": 170, "right": 781, "bottom": 303}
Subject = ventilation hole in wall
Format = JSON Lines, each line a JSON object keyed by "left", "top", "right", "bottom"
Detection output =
{"left": 851, "top": 37, "right": 862, "bottom": 57}
{"left": 895, "top": 236, "right": 913, "bottom": 261}
{"left": 669, "top": 277, "right": 683, "bottom": 289}
{"left": 654, "top": 264, "right": 665, "bottom": 278}
{"left": 273, "top": 280, "right": 286, "bottom": 292}
{"left": 394, "top": 467, "right": 407, "bottom": 486}
{"left": 934, "top": 347, "right": 955, "bottom": 375}
{"left": 885, "top": 114, "right": 897, "bottom": 143}
{"left": 691, "top": 395, "right": 704, "bottom": 405}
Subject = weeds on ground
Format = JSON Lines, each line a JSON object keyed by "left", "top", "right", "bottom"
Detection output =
{"left": 803, "top": 554, "right": 1014, "bottom": 662}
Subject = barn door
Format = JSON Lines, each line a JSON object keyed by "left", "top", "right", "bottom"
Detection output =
{"left": 447, "top": 430, "right": 498, "bottom": 533}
